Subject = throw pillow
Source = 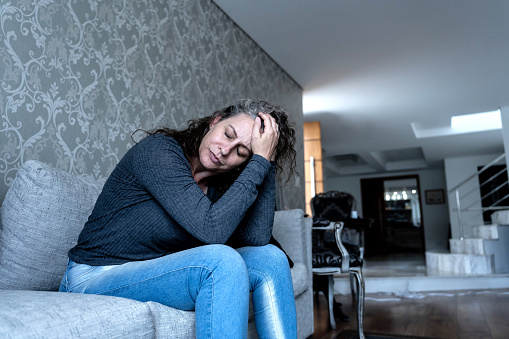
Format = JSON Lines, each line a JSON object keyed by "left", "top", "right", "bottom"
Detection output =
{"left": 0, "top": 160, "right": 102, "bottom": 291}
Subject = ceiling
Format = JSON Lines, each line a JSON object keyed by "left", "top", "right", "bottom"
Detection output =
{"left": 213, "top": 0, "right": 509, "bottom": 177}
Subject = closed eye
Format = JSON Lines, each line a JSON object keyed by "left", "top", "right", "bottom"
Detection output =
{"left": 237, "top": 147, "right": 249, "bottom": 157}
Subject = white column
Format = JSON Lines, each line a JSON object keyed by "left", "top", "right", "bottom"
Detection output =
{"left": 501, "top": 106, "right": 509, "bottom": 170}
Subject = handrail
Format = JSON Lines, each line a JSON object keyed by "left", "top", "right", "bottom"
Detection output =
{"left": 480, "top": 167, "right": 507, "bottom": 189}
{"left": 450, "top": 153, "right": 507, "bottom": 239}
{"left": 448, "top": 153, "right": 505, "bottom": 193}
{"left": 481, "top": 181, "right": 508, "bottom": 201}
{"left": 488, "top": 191, "right": 509, "bottom": 209}
{"left": 456, "top": 167, "right": 508, "bottom": 210}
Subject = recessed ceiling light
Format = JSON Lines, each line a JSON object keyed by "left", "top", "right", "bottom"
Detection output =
{"left": 451, "top": 109, "right": 501, "bottom": 133}
{"left": 412, "top": 109, "right": 501, "bottom": 139}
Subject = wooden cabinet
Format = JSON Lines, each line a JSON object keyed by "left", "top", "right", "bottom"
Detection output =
{"left": 304, "top": 121, "right": 324, "bottom": 216}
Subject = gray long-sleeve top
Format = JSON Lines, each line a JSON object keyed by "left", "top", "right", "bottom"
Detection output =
{"left": 69, "top": 134, "right": 275, "bottom": 266}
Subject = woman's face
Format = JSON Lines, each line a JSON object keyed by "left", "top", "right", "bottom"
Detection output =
{"left": 198, "top": 113, "right": 255, "bottom": 174}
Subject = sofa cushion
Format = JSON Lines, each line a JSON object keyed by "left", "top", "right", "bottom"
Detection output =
{"left": 0, "top": 290, "right": 195, "bottom": 339}
{"left": 0, "top": 160, "right": 102, "bottom": 291}
{"left": 146, "top": 300, "right": 195, "bottom": 338}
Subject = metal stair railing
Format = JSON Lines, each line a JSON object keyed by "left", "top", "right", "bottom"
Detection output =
{"left": 448, "top": 153, "right": 509, "bottom": 240}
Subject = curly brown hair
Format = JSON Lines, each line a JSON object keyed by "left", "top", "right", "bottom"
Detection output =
{"left": 136, "top": 99, "right": 297, "bottom": 193}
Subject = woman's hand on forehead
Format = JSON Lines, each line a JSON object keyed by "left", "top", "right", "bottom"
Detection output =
{"left": 250, "top": 113, "right": 279, "bottom": 162}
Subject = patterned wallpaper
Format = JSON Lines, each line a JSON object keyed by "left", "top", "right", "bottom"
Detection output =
{"left": 0, "top": 0, "right": 304, "bottom": 209}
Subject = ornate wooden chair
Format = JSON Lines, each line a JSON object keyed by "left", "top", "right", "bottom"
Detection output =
{"left": 311, "top": 191, "right": 368, "bottom": 339}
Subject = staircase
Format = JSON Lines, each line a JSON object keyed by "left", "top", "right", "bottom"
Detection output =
{"left": 426, "top": 154, "right": 509, "bottom": 276}
{"left": 426, "top": 218, "right": 509, "bottom": 275}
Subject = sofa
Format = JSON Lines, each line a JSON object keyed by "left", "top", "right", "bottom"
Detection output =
{"left": 0, "top": 160, "right": 313, "bottom": 338}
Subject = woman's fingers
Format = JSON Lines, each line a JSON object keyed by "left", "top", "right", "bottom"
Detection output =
{"left": 251, "top": 113, "right": 279, "bottom": 161}
{"left": 259, "top": 113, "right": 278, "bottom": 135}
{"left": 260, "top": 113, "right": 279, "bottom": 140}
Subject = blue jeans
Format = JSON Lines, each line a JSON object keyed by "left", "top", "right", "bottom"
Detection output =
{"left": 59, "top": 244, "right": 297, "bottom": 339}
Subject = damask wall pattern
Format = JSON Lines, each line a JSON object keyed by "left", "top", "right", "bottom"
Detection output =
{"left": 0, "top": 0, "right": 304, "bottom": 208}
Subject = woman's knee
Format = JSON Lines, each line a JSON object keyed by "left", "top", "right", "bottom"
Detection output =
{"left": 254, "top": 244, "right": 288, "bottom": 266}
{"left": 198, "top": 245, "right": 249, "bottom": 285}
{"left": 200, "top": 244, "right": 246, "bottom": 265}
{"left": 240, "top": 244, "right": 291, "bottom": 276}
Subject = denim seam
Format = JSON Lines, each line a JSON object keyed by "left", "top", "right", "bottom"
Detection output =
{"left": 63, "top": 275, "right": 69, "bottom": 292}
{"left": 182, "top": 266, "right": 215, "bottom": 339}
{"left": 208, "top": 269, "right": 214, "bottom": 339}
{"left": 250, "top": 268, "right": 282, "bottom": 339}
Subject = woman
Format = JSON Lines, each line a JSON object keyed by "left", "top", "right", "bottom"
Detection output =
{"left": 59, "top": 99, "right": 298, "bottom": 338}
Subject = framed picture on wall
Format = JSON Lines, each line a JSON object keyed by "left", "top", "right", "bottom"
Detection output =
{"left": 425, "top": 189, "right": 445, "bottom": 204}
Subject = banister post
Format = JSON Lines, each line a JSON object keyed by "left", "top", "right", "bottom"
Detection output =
{"left": 455, "top": 189, "right": 464, "bottom": 240}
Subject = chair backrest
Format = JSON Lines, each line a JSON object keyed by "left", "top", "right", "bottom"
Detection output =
{"left": 311, "top": 191, "right": 356, "bottom": 221}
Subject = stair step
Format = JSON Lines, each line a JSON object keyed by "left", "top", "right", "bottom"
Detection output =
{"left": 425, "top": 251, "right": 494, "bottom": 276}
{"left": 491, "top": 210, "right": 509, "bottom": 225}
{"left": 449, "top": 238, "right": 485, "bottom": 255}
{"left": 333, "top": 274, "right": 509, "bottom": 295}
{"left": 473, "top": 225, "right": 499, "bottom": 239}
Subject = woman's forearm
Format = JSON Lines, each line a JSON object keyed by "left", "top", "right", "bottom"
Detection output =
{"left": 227, "top": 163, "right": 276, "bottom": 246}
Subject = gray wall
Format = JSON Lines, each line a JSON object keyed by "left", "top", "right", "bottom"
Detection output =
{"left": 0, "top": 0, "right": 305, "bottom": 209}
{"left": 326, "top": 167, "right": 450, "bottom": 251}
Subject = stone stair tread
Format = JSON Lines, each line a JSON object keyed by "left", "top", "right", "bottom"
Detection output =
{"left": 450, "top": 238, "right": 485, "bottom": 242}
{"left": 473, "top": 224, "right": 499, "bottom": 239}
{"left": 425, "top": 250, "right": 494, "bottom": 276}
{"left": 491, "top": 210, "right": 509, "bottom": 226}
{"left": 446, "top": 223, "right": 509, "bottom": 274}
{"left": 449, "top": 238, "right": 487, "bottom": 255}
{"left": 429, "top": 252, "right": 491, "bottom": 258}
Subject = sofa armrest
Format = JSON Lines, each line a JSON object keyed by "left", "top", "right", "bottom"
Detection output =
{"left": 272, "top": 209, "right": 312, "bottom": 270}
{"left": 272, "top": 209, "right": 313, "bottom": 339}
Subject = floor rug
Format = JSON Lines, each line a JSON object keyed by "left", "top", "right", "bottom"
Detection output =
{"left": 335, "top": 330, "right": 445, "bottom": 339}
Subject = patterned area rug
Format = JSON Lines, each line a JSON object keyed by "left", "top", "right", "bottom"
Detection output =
{"left": 336, "top": 330, "right": 444, "bottom": 339}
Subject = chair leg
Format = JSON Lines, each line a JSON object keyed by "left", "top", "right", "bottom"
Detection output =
{"left": 350, "top": 267, "right": 365, "bottom": 339}
{"left": 314, "top": 274, "right": 337, "bottom": 329}
{"left": 349, "top": 273, "right": 357, "bottom": 304}
{"left": 327, "top": 274, "right": 337, "bottom": 330}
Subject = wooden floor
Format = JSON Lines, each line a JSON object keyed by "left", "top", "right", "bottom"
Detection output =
{"left": 312, "top": 289, "right": 509, "bottom": 339}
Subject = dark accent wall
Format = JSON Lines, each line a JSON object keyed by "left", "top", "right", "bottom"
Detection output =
{"left": 0, "top": 0, "right": 304, "bottom": 209}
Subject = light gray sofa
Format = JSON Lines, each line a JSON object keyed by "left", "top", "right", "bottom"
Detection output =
{"left": 0, "top": 160, "right": 313, "bottom": 338}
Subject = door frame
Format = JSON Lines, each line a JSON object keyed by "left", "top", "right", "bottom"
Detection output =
{"left": 360, "top": 174, "right": 425, "bottom": 256}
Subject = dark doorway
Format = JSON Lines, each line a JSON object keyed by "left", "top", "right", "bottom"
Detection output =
{"left": 361, "top": 175, "right": 425, "bottom": 257}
